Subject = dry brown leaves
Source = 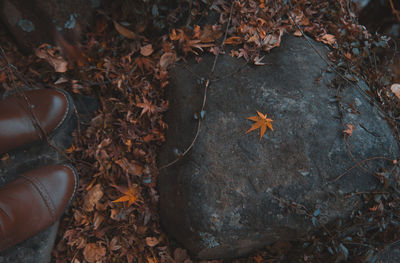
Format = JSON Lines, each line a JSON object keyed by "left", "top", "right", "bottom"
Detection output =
{"left": 35, "top": 44, "right": 68, "bottom": 72}
{"left": 1, "top": 0, "right": 391, "bottom": 262}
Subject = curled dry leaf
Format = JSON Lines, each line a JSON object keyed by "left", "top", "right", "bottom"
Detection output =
{"left": 35, "top": 44, "right": 68, "bottom": 73}
{"left": 115, "top": 158, "right": 143, "bottom": 176}
{"left": 290, "top": 9, "right": 310, "bottom": 26}
{"left": 391, "top": 83, "right": 400, "bottom": 99}
{"left": 140, "top": 44, "right": 154, "bottom": 56}
{"left": 113, "top": 21, "right": 137, "bottom": 39}
{"left": 343, "top": 124, "right": 354, "bottom": 136}
{"left": 262, "top": 28, "right": 284, "bottom": 52}
{"left": 224, "top": 36, "right": 242, "bottom": 45}
{"left": 83, "top": 184, "right": 103, "bottom": 212}
{"left": 83, "top": 243, "right": 106, "bottom": 263}
{"left": 194, "top": 24, "right": 223, "bottom": 43}
{"left": 145, "top": 236, "right": 160, "bottom": 247}
{"left": 293, "top": 30, "right": 302, "bottom": 37}
{"left": 159, "top": 52, "right": 177, "bottom": 70}
{"left": 109, "top": 237, "right": 122, "bottom": 251}
{"left": 317, "top": 34, "right": 336, "bottom": 46}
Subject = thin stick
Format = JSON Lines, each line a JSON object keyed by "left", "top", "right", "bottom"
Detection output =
{"left": 390, "top": 0, "right": 400, "bottom": 23}
{"left": 331, "top": 156, "right": 395, "bottom": 183}
{"left": 159, "top": 1, "right": 235, "bottom": 170}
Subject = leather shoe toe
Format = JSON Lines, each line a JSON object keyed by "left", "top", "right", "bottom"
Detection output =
{"left": 0, "top": 89, "right": 72, "bottom": 154}
{"left": 0, "top": 164, "right": 78, "bottom": 251}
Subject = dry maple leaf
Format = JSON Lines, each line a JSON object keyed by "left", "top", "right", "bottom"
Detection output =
{"left": 112, "top": 184, "right": 139, "bottom": 207}
{"left": 136, "top": 97, "right": 159, "bottom": 116}
{"left": 246, "top": 111, "right": 274, "bottom": 139}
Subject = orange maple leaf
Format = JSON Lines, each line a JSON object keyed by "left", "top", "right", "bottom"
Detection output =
{"left": 246, "top": 111, "right": 274, "bottom": 139}
{"left": 112, "top": 185, "right": 139, "bottom": 207}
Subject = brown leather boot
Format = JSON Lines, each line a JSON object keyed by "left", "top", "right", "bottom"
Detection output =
{"left": 0, "top": 164, "right": 78, "bottom": 251}
{"left": 0, "top": 89, "right": 73, "bottom": 154}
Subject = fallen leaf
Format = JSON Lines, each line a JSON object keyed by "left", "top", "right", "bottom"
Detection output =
{"left": 115, "top": 158, "right": 143, "bottom": 176}
{"left": 318, "top": 34, "right": 336, "bottom": 46}
{"left": 136, "top": 97, "right": 159, "bottom": 116}
{"left": 145, "top": 237, "right": 159, "bottom": 247}
{"left": 83, "top": 184, "right": 103, "bottom": 212}
{"left": 262, "top": 28, "right": 284, "bottom": 52}
{"left": 65, "top": 144, "right": 76, "bottom": 153}
{"left": 224, "top": 36, "right": 242, "bottom": 45}
{"left": 369, "top": 204, "right": 378, "bottom": 212}
{"left": 246, "top": 111, "right": 274, "bottom": 139}
{"left": 140, "top": 44, "right": 154, "bottom": 56}
{"left": 83, "top": 243, "right": 106, "bottom": 263}
{"left": 170, "top": 28, "right": 185, "bottom": 41}
{"left": 109, "top": 237, "right": 122, "bottom": 251}
{"left": 343, "top": 124, "right": 354, "bottom": 136}
{"left": 1, "top": 153, "right": 9, "bottom": 162}
{"left": 112, "top": 185, "right": 139, "bottom": 207}
{"left": 35, "top": 44, "right": 68, "bottom": 73}
{"left": 196, "top": 24, "right": 223, "bottom": 43}
{"left": 290, "top": 9, "right": 310, "bottom": 26}
{"left": 159, "top": 52, "right": 177, "bottom": 69}
{"left": 134, "top": 56, "right": 154, "bottom": 73}
{"left": 391, "top": 83, "right": 400, "bottom": 99}
{"left": 253, "top": 56, "right": 266, "bottom": 66}
{"left": 114, "top": 21, "right": 137, "bottom": 39}
{"left": 54, "top": 76, "right": 68, "bottom": 85}
{"left": 293, "top": 30, "right": 302, "bottom": 37}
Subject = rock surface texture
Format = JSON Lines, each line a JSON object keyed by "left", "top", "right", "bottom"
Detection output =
{"left": 158, "top": 35, "right": 399, "bottom": 259}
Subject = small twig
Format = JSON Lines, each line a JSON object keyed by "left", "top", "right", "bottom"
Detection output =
{"left": 331, "top": 156, "right": 395, "bottom": 183}
{"left": 73, "top": 104, "right": 83, "bottom": 146}
{"left": 344, "top": 191, "right": 390, "bottom": 198}
{"left": 159, "top": 1, "right": 235, "bottom": 170}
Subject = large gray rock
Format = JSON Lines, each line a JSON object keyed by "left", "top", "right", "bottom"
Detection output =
{"left": 158, "top": 35, "right": 399, "bottom": 259}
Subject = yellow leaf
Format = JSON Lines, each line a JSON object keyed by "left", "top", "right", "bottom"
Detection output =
{"left": 246, "top": 111, "right": 274, "bottom": 139}
{"left": 112, "top": 185, "right": 139, "bottom": 207}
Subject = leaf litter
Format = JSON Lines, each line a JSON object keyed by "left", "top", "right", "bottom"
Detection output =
{"left": 1, "top": 0, "right": 400, "bottom": 262}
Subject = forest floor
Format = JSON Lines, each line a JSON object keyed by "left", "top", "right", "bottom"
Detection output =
{"left": 1, "top": 0, "right": 400, "bottom": 262}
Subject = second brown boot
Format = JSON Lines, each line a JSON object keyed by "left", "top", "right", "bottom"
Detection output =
{"left": 0, "top": 164, "right": 78, "bottom": 251}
